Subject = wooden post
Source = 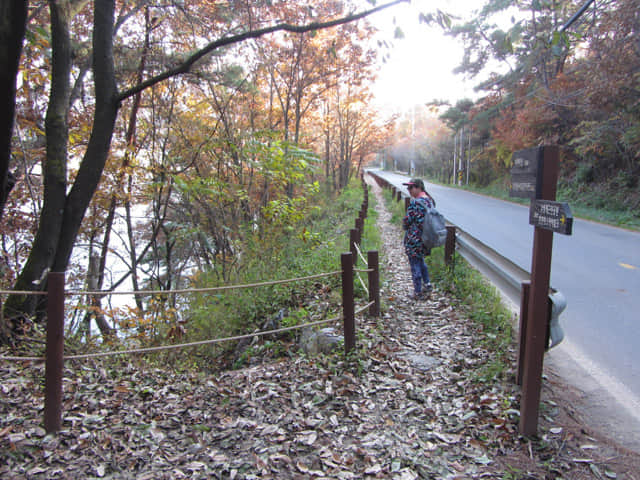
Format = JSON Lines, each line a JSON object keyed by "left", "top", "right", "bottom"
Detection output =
{"left": 368, "top": 250, "right": 380, "bottom": 317}
{"left": 45, "top": 272, "right": 65, "bottom": 433}
{"left": 445, "top": 226, "right": 456, "bottom": 265}
{"left": 350, "top": 229, "right": 358, "bottom": 266}
{"left": 519, "top": 146, "right": 559, "bottom": 436}
{"left": 341, "top": 253, "right": 355, "bottom": 354}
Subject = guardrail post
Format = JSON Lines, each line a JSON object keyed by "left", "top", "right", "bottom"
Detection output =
{"left": 445, "top": 226, "right": 456, "bottom": 265}
{"left": 45, "top": 272, "right": 65, "bottom": 433}
{"left": 341, "top": 253, "right": 355, "bottom": 354}
{"left": 368, "top": 250, "right": 380, "bottom": 317}
{"left": 404, "top": 197, "right": 410, "bottom": 211}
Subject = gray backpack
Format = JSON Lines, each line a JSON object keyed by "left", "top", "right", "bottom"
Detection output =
{"left": 417, "top": 198, "right": 447, "bottom": 249}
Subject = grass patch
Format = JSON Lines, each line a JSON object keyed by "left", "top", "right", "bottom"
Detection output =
{"left": 382, "top": 188, "right": 408, "bottom": 224}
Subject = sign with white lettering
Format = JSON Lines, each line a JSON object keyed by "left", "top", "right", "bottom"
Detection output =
{"left": 529, "top": 200, "right": 573, "bottom": 235}
{"left": 510, "top": 147, "right": 543, "bottom": 199}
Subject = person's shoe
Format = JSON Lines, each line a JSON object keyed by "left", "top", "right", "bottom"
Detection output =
{"left": 424, "top": 283, "right": 433, "bottom": 293}
{"left": 409, "top": 292, "right": 422, "bottom": 301}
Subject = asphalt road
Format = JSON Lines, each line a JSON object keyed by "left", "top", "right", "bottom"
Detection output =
{"left": 373, "top": 170, "right": 640, "bottom": 446}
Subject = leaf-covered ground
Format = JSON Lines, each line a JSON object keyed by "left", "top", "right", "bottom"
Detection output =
{"left": 1, "top": 179, "right": 639, "bottom": 479}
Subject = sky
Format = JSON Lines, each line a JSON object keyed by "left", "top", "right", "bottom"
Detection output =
{"left": 367, "top": 0, "right": 482, "bottom": 114}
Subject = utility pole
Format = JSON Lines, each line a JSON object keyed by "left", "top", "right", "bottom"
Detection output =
{"left": 466, "top": 129, "right": 471, "bottom": 185}
{"left": 458, "top": 128, "right": 463, "bottom": 186}
{"left": 453, "top": 131, "right": 457, "bottom": 184}
{"left": 410, "top": 106, "right": 416, "bottom": 176}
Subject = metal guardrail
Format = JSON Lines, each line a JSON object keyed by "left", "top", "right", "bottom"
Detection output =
{"left": 454, "top": 224, "right": 565, "bottom": 350}
{"left": 454, "top": 227, "right": 530, "bottom": 300}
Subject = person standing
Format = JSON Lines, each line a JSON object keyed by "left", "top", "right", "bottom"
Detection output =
{"left": 402, "top": 178, "right": 435, "bottom": 300}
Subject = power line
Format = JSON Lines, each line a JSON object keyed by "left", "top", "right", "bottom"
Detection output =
{"left": 559, "top": 0, "right": 597, "bottom": 33}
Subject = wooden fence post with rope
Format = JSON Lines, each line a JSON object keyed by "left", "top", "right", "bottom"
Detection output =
{"left": 45, "top": 272, "right": 64, "bottom": 434}
{"left": 367, "top": 250, "right": 380, "bottom": 317}
{"left": 341, "top": 252, "right": 355, "bottom": 354}
{"left": 349, "top": 229, "right": 358, "bottom": 267}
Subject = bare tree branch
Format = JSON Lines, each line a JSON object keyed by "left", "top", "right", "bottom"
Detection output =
{"left": 117, "top": 0, "right": 408, "bottom": 102}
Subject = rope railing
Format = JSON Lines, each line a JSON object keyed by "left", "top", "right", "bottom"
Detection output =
{"left": 351, "top": 243, "right": 370, "bottom": 297}
{"left": 1, "top": 302, "right": 378, "bottom": 363}
{"left": 0, "top": 354, "right": 45, "bottom": 362}
{"left": 354, "top": 242, "right": 368, "bottom": 266}
{"left": 0, "top": 302, "right": 377, "bottom": 363}
{"left": 0, "top": 290, "right": 48, "bottom": 296}
{"left": 0, "top": 317, "right": 339, "bottom": 362}
{"left": 354, "top": 267, "right": 374, "bottom": 273}
{"left": 0, "top": 268, "right": 344, "bottom": 352}
{"left": 355, "top": 301, "right": 375, "bottom": 315}
{"left": 356, "top": 271, "right": 369, "bottom": 297}
{"left": 0, "top": 271, "right": 343, "bottom": 298}
{"left": 68, "top": 271, "right": 344, "bottom": 296}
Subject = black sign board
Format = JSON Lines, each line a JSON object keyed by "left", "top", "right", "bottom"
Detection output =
{"left": 510, "top": 147, "right": 544, "bottom": 199}
{"left": 529, "top": 200, "right": 573, "bottom": 235}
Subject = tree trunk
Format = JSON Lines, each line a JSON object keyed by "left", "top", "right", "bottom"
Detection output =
{"left": 2, "top": 0, "right": 72, "bottom": 337}
{"left": 78, "top": 252, "right": 113, "bottom": 341}
{"left": 2, "top": 0, "right": 118, "bottom": 343}
{"left": 52, "top": 0, "right": 118, "bottom": 272}
{"left": 0, "top": 0, "right": 28, "bottom": 221}
{"left": 121, "top": 6, "right": 152, "bottom": 313}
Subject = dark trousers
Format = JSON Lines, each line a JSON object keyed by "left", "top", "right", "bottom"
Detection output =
{"left": 408, "top": 255, "right": 430, "bottom": 294}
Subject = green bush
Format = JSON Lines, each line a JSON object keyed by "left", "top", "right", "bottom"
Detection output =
{"left": 181, "top": 178, "right": 380, "bottom": 369}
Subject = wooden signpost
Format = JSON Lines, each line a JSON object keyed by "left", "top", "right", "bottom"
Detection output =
{"left": 510, "top": 145, "right": 573, "bottom": 436}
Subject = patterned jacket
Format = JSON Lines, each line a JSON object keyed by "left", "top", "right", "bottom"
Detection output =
{"left": 402, "top": 195, "right": 434, "bottom": 258}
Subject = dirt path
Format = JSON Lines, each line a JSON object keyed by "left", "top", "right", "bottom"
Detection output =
{"left": 1, "top": 178, "right": 639, "bottom": 479}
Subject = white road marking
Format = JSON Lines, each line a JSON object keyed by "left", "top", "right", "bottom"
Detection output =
{"left": 555, "top": 338, "right": 640, "bottom": 425}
